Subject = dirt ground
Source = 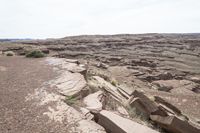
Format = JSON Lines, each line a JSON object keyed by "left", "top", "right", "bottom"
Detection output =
{"left": 0, "top": 56, "right": 68, "bottom": 133}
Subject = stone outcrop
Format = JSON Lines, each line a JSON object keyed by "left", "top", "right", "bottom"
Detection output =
{"left": 154, "top": 96, "right": 182, "bottom": 115}
{"left": 130, "top": 90, "right": 167, "bottom": 117}
{"left": 152, "top": 79, "right": 198, "bottom": 93}
{"left": 97, "top": 110, "right": 159, "bottom": 133}
{"left": 45, "top": 57, "right": 87, "bottom": 97}
{"left": 91, "top": 76, "right": 126, "bottom": 103}
{"left": 150, "top": 115, "right": 200, "bottom": 133}
{"left": 53, "top": 71, "right": 87, "bottom": 97}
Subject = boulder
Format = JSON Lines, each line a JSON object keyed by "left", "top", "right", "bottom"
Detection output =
{"left": 97, "top": 110, "right": 159, "bottom": 133}
{"left": 83, "top": 91, "right": 104, "bottom": 113}
{"left": 130, "top": 90, "right": 167, "bottom": 117}
{"left": 154, "top": 96, "right": 181, "bottom": 115}
{"left": 150, "top": 115, "right": 200, "bottom": 133}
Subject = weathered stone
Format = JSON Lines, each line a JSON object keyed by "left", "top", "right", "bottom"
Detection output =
{"left": 4, "top": 51, "right": 15, "bottom": 56}
{"left": 65, "top": 59, "right": 79, "bottom": 64}
{"left": 130, "top": 90, "right": 167, "bottom": 117}
{"left": 139, "top": 72, "right": 173, "bottom": 82}
{"left": 117, "top": 106, "right": 129, "bottom": 117}
{"left": 187, "top": 76, "right": 200, "bottom": 83}
{"left": 97, "top": 62, "right": 109, "bottom": 69}
{"left": 76, "top": 119, "right": 106, "bottom": 133}
{"left": 83, "top": 91, "right": 104, "bottom": 113}
{"left": 150, "top": 115, "right": 200, "bottom": 133}
{"left": 91, "top": 76, "right": 126, "bottom": 103}
{"left": 152, "top": 79, "right": 198, "bottom": 93}
{"left": 79, "top": 107, "right": 94, "bottom": 120}
{"left": 154, "top": 96, "right": 181, "bottom": 115}
{"left": 118, "top": 84, "right": 135, "bottom": 96}
{"left": 117, "top": 86, "right": 130, "bottom": 99}
{"left": 53, "top": 71, "right": 87, "bottom": 97}
{"left": 97, "top": 110, "right": 159, "bottom": 133}
{"left": 152, "top": 80, "right": 173, "bottom": 92}
{"left": 41, "top": 49, "right": 50, "bottom": 54}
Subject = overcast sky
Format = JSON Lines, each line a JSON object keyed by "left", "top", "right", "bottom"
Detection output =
{"left": 0, "top": 0, "right": 200, "bottom": 39}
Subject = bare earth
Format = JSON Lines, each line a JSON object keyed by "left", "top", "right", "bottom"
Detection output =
{"left": 0, "top": 56, "right": 63, "bottom": 133}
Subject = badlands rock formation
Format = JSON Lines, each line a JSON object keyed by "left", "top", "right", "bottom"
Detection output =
{"left": 0, "top": 34, "right": 200, "bottom": 133}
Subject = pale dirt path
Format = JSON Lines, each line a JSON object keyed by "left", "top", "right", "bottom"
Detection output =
{"left": 0, "top": 56, "right": 105, "bottom": 133}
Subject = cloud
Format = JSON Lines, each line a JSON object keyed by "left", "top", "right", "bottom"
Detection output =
{"left": 0, "top": 0, "right": 200, "bottom": 38}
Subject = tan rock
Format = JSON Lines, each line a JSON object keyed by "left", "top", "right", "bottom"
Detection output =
{"left": 83, "top": 91, "right": 104, "bottom": 113}
{"left": 4, "top": 51, "right": 15, "bottom": 56}
{"left": 91, "top": 76, "right": 126, "bottom": 103}
{"left": 150, "top": 115, "right": 200, "bottom": 133}
{"left": 98, "top": 110, "right": 159, "bottom": 133}
{"left": 53, "top": 71, "right": 87, "bottom": 97}
{"left": 130, "top": 90, "right": 167, "bottom": 117}
{"left": 152, "top": 79, "right": 198, "bottom": 93}
{"left": 97, "top": 62, "right": 109, "bottom": 69}
{"left": 79, "top": 107, "right": 94, "bottom": 120}
{"left": 154, "top": 96, "right": 181, "bottom": 115}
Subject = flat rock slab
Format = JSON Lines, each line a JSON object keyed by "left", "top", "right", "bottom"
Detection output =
{"left": 98, "top": 110, "right": 159, "bottom": 133}
{"left": 52, "top": 71, "right": 87, "bottom": 96}
{"left": 150, "top": 115, "right": 200, "bottom": 133}
{"left": 45, "top": 57, "right": 87, "bottom": 97}
{"left": 130, "top": 90, "right": 167, "bottom": 117}
{"left": 92, "top": 76, "right": 126, "bottom": 103}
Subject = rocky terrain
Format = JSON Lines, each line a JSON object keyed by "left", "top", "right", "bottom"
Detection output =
{"left": 0, "top": 33, "right": 200, "bottom": 133}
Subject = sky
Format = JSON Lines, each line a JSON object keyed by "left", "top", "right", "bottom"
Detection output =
{"left": 0, "top": 0, "right": 200, "bottom": 39}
